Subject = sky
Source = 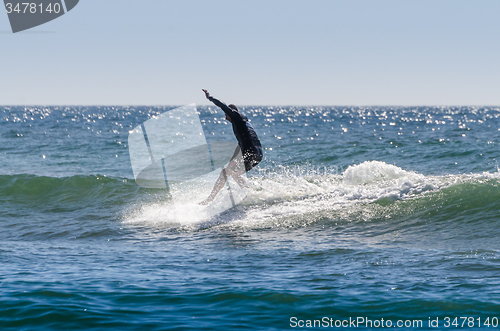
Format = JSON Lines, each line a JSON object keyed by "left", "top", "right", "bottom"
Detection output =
{"left": 1, "top": 0, "right": 499, "bottom": 106}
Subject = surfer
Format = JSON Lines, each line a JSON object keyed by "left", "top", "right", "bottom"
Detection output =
{"left": 200, "top": 89, "right": 263, "bottom": 205}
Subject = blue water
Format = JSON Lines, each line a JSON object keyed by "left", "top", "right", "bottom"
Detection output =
{"left": 1, "top": 105, "right": 500, "bottom": 330}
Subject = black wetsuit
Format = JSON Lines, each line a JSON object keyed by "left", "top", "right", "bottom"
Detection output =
{"left": 209, "top": 96, "right": 263, "bottom": 172}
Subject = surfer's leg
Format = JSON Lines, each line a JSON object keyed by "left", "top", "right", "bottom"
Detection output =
{"left": 226, "top": 164, "right": 248, "bottom": 189}
{"left": 224, "top": 159, "right": 248, "bottom": 189}
{"left": 230, "top": 171, "right": 248, "bottom": 189}
{"left": 199, "top": 168, "right": 229, "bottom": 205}
{"left": 227, "top": 153, "right": 261, "bottom": 189}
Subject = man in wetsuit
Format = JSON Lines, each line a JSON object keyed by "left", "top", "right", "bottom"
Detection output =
{"left": 200, "top": 89, "right": 263, "bottom": 205}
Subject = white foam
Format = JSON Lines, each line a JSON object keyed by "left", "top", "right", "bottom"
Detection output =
{"left": 343, "top": 160, "right": 422, "bottom": 185}
{"left": 123, "top": 161, "right": 500, "bottom": 230}
{"left": 124, "top": 201, "right": 204, "bottom": 226}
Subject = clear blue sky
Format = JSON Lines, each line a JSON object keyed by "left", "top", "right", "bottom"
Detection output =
{"left": 1, "top": 0, "right": 499, "bottom": 106}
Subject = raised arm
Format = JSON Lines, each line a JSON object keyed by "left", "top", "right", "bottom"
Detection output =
{"left": 202, "top": 89, "right": 236, "bottom": 117}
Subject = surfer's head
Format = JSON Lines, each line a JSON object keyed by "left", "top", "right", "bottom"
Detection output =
{"left": 226, "top": 104, "right": 238, "bottom": 122}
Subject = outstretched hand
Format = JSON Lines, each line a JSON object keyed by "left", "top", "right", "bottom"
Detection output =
{"left": 202, "top": 89, "right": 211, "bottom": 100}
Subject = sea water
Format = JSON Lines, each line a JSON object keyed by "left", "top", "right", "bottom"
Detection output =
{"left": 1, "top": 105, "right": 500, "bottom": 330}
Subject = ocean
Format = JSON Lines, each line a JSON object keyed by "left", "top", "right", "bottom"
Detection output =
{"left": 1, "top": 105, "right": 500, "bottom": 330}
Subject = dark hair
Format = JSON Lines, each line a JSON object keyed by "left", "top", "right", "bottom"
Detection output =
{"left": 228, "top": 104, "right": 238, "bottom": 112}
